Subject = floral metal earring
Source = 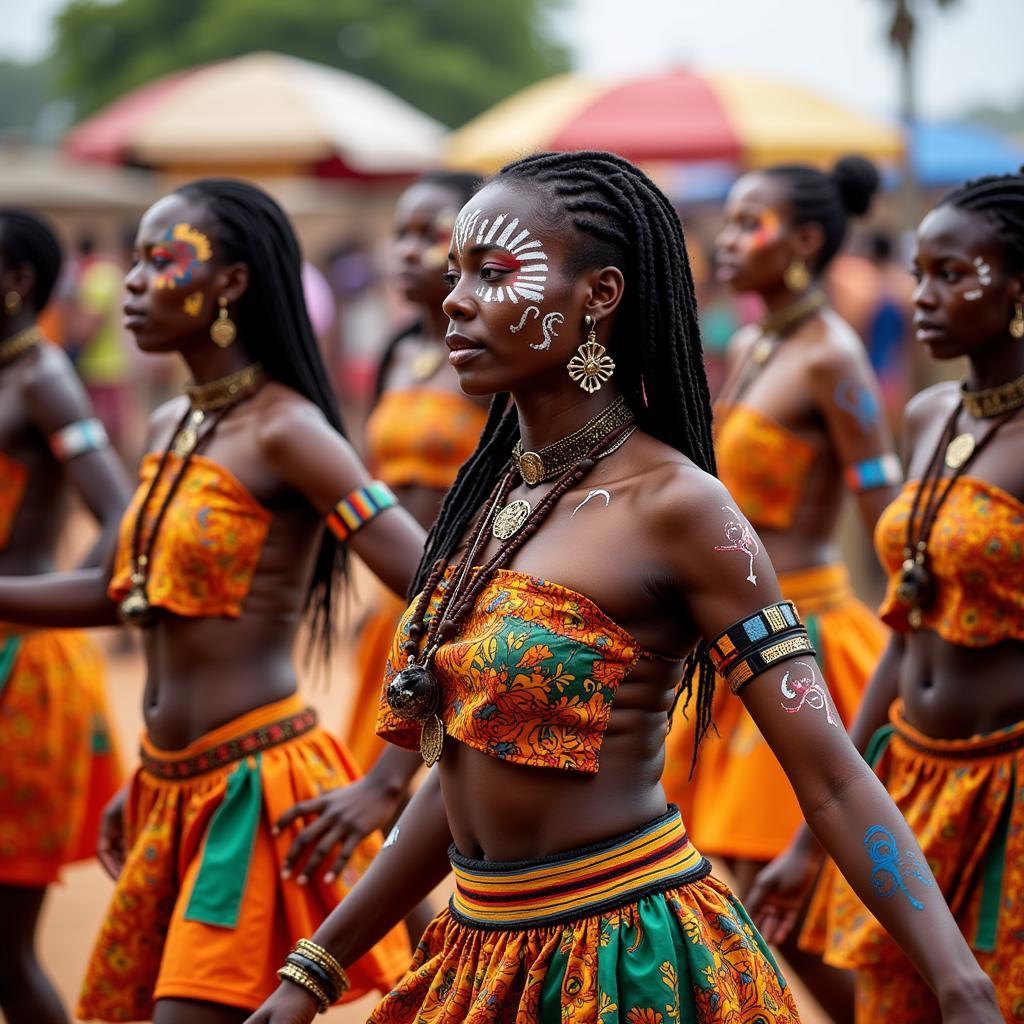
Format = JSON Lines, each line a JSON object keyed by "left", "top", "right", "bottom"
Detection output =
{"left": 210, "top": 296, "right": 237, "bottom": 348}
{"left": 1010, "top": 302, "right": 1024, "bottom": 339}
{"left": 783, "top": 258, "right": 811, "bottom": 292}
{"left": 567, "top": 315, "right": 616, "bottom": 393}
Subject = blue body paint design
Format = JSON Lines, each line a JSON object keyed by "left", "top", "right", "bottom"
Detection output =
{"left": 863, "top": 824, "right": 935, "bottom": 910}
{"left": 835, "top": 380, "right": 880, "bottom": 432}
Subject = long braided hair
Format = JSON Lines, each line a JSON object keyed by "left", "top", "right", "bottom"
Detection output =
{"left": 941, "top": 169, "right": 1024, "bottom": 272}
{"left": 174, "top": 179, "right": 348, "bottom": 660}
{"left": 410, "top": 150, "right": 719, "bottom": 751}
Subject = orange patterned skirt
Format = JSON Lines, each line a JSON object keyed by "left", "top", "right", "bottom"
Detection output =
{"left": 368, "top": 807, "right": 801, "bottom": 1023}
{"left": 801, "top": 700, "right": 1024, "bottom": 1023}
{"left": 0, "top": 629, "right": 121, "bottom": 887}
{"left": 668, "top": 564, "right": 887, "bottom": 861}
{"left": 77, "top": 694, "right": 409, "bottom": 1021}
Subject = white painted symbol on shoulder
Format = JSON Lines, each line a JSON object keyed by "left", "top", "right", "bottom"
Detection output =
{"left": 571, "top": 489, "right": 612, "bottom": 517}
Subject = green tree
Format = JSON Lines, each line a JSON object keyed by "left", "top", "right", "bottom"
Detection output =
{"left": 53, "top": 0, "right": 569, "bottom": 128}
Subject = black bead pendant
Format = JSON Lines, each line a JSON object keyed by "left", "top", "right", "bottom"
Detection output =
{"left": 896, "top": 562, "right": 932, "bottom": 617}
{"left": 386, "top": 663, "right": 440, "bottom": 721}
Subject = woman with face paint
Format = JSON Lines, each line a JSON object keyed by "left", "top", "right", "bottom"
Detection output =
{"left": 751, "top": 170, "right": 1024, "bottom": 1023}
{"left": 659, "top": 157, "right": 897, "bottom": 1019}
{"left": 0, "top": 182, "right": 426, "bottom": 1023}
{"left": 0, "top": 210, "right": 129, "bottom": 1024}
{"left": 245, "top": 152, "right": 1000, "bottom": 1024}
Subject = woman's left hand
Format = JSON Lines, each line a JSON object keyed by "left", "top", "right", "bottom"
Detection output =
{"left": 275, "top": 775, "right": 404, "bottom": 885}
{"left": 243, "top": 981, "right": 320, "bottom": 1024}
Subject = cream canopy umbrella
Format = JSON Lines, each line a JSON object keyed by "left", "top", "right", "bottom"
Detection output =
{"left": 66, "top": 52, "right": 445, "bottom": 178}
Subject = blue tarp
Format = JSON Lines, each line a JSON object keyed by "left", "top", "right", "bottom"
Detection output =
{"left": 911, "top": 119, "right": 1024, "bottom": 186}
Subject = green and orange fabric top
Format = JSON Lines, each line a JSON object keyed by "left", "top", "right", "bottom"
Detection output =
{"left": 376, "top": 567, "right": 648, "bottom": 773}
{"left": 108, "top": 452, "right": 273, "bottom": 619}
{"left": 714, "top": 404, "right": 816, "bottom": 531}
{"left": 366, "top": 389, "right": 488, "bottom": 490}
{"left": 875, "top": 476, "right": 1024, "bottom": 645}
{"left": 0, "top": 451, "right": 28, "bottom": 551}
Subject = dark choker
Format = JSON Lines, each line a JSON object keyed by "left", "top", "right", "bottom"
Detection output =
{"left": 0, "top": 326, "right": 43, "bottom": 366}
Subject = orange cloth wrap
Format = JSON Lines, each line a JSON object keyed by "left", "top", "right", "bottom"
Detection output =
{"left": 666, "top": 564, "right": 887, "bottom": 861}
{"left": 77, "top": 694, "right": 409, "bottom": 1021}
{"left": 366, "top": 389, "right": 488, "bottom": 490}
{"left": 801, "top": 700, "right": 1024, "bottom": 1024}
{"left": 715, "top": 405, "right": 816, "bottom": 531}
{"left": 0, "top": 451, "right": 28, "bottom": 550}
{"left": 0, "top": 628, "right": 122, "bottom": 886}
{"left": 875, "top": 476, "right": 1024, "bottom": 645}
{"left": 109, "top": 452, "right": 272, "bottom": 619}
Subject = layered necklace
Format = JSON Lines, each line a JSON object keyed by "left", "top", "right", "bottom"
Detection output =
{"left": 897, "top": 372, "right": 1024, "bottom": 628}
{"left": 0, "top": 326, "right": 43, "bottom": 367}
{"left": 118, "top": 362, "right": 266, "bottom": 628}
{"left": 385, "top": 410, "right": 634, "bottom": 765}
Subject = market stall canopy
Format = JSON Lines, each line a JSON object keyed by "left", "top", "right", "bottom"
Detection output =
{"left": 65, "top": 52, "right": 445, "bottom": 178}
{"left": 910, "top": 119, "right": 1024, "bottom": 186}
{"left": 446, "top": 69, "right": 903, "bottom": 173}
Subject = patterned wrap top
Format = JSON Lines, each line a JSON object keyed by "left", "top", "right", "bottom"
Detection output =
{"left": 0, "top": 452, "right": 28, "bottom": 551}
{"left": 108, "top": 452, "right": 272, "bottom": 619}
{"left": 715, "top": 404, "right": 816, "bottom": 531}
{"left": 875, "top": 476, "right": 1024, "bottom": 646}
{"left": 366, "top": 390, "right": 488, "bottom": 490}
{"left": 376, "top": 568, "right": 644, "bottom": 773}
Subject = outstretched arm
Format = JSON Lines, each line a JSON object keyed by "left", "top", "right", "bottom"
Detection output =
{"left": 661, "top": 472, "right": 998, "bottom": 1021}
{"left": 246, "top": 766, "right": 452, "bottom": 1023}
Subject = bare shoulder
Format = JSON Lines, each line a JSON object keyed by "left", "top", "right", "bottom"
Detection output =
{"left": 903, "top": 380, "right": 958, "bottom": 446}
{"left": 727, "top": 322, "right": 761, "bottom": 362}
{"left": 19, "top": 341, "right": 80, "bottom": 396}
{"left": 803, "top": 310, "right": 873, "bottom": 382}
{"left": 254, "top": 382, "right": 332, "bottom": 452}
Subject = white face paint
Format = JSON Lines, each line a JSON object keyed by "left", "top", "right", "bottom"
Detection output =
{"left": 973, "top": 256, "right": 993, "bottom": 286}
{"left": 571, "top": 489, "right": 612, "bottom": 518}
{"left": 964, "top": 289, "right": 984, "bottom": 301}
{"left": 453, "top": 208, "right": 548, "bottom": 304}
{"left": 508, "top": 306, "right": 564, "bottom": 350}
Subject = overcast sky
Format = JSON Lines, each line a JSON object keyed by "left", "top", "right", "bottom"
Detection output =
{"left": 4, "top": 0, "right": 1022, "bottom": 122}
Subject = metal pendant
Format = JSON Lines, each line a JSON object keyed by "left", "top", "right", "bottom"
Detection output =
{"left": 517, "top": 451, "right": 544, "bottom": 486}
{"left": 752, "top": 337, "right": 775, "bottom": 367}
{"left": 118, "top": 587, "right": 154, "bottom": 628}
{"left": 945, "top": 432, "right": 975, "bottom": 470}
{"left": 386, "top": 662, "right": 440, "bottom": 720}
{"left": 492, "top": 499, "right": 532, "bottom": 540}
{"left": 172, "top": 409, "right": 206, "bottom": 458}
{"left": 896, "top": 561, "right": 932, "bottom": 628}
{"left": 419, "top": 714, "right": 445, "bottom": 766}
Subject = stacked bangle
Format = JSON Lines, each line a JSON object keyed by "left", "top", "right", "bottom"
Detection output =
{"left": 277, "top": 938, "right": 351, "bottom": 1012}
{"left": 707, "top": 601, "right": 816, "bottom": 694}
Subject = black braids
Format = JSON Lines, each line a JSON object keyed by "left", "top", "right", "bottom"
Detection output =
{"left": 0, "top": 208, "right": 63, "bottom": 312}
{"left": 942, "top": 171, "right": 1024, "bottom": 273}
{"left": 174, "top": 178, "right": 347, "bottom": 662}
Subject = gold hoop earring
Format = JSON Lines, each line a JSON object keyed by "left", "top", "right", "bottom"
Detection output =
{"left": 1011, "top": 302, "right": 1024, "bottom": 340}
{"left": 567, "top": 315, "right": 616, "bottom": 393}
{"left": 4, "top": 291, "right": 22, "bottom": 314}
{"left": 210, "top": 297, "right": 237, "bottom": 348}
{"left": 783, "top": 259, "right": 811, "bottom": 292}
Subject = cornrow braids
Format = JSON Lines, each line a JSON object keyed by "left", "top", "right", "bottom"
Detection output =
{"left": 0, "top": 208, "right": 63, "bottom": 312}
{"left": 409, "top": 150, "right": 720, "bottom": 757}
{"left": 174, "top": 178, "right": 347, "bottom": 661}
{"left": 942, "top": 170, "right": 1024, "bottom": 273}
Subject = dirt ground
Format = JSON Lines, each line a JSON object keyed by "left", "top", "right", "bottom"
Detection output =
{"left": 36, "top": 608, "right": 830, "bottom": 1024}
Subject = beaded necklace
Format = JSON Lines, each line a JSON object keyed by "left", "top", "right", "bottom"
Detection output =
{"left": 385, "top": 419, "right": 634, "bottom": 765}
{"left": 0, "top": 326, "right": 43, "bottom": 367}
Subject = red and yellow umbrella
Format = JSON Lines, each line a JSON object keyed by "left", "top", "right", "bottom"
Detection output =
{"left": 446, "top": 69, "right": 903, "bottom": 174}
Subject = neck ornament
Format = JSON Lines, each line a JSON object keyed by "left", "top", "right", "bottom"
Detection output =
{"left": 0, "top": 326, "right": 43, "bottom": 367}
{"left": 752, "top": 289, "right": 827, "bottom": 366}
{"left": 961, "top": 372, "right": 1024, "bottom": 420}
{"left": 512, "top": 396, "right": 634, "bottom": 486}
{"left": 175, "top": 363, "right": 265, "bottom": 458}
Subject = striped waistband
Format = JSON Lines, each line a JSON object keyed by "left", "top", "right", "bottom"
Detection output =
{"left": 888, "top": 699, "right": 1024, "bottom": 762}
{"left": 449, "top": 806, "right": 709, "bottom": 930}
{"left": 139, "top": 695, "right": 317, "bottom": 781}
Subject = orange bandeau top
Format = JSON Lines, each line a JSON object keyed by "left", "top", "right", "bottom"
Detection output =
{"left": 875, "top": 476, "right": 1024, "bottom": 646}
{"left": 715, "top": 404, "right": 816, "bottom": 531}
{"left": 366, "top": 389, "right": 487, "bottom": 490}
{"left": 109, "top": 452, "right": 272, "bottom": 619}
{"left": 376, "top": 568, "right": 643, "bottom": 773}
{"left": 0, "top": 452, "right": 28, "bottom": 551}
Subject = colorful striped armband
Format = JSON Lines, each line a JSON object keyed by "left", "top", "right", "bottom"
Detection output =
{"left": 844, "top": 453, "right": 902, "bottom": 494}
{"left": 327, "top": 481, "right": 398, "bottom": 542}
{"left": 707, "top": 601, "right": 816, "bottom": 694}
{"left": 49, "top": 417, "right": 109, "bottom": 461}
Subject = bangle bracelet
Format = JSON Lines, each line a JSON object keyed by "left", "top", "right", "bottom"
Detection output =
{"left": 295, "top": 938, "right": 351, "bottom": 996}
{"left": 285, "top": 952, "right": 338, "bottom": 1003}
{"left": 277, "top": 962, "right": 329, "bottom": 1013}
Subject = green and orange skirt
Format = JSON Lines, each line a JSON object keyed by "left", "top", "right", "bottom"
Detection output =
{"left": 368, "top": 806, "right": 800, "bottom": 1023}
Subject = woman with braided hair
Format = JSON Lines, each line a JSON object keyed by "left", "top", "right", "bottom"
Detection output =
{"left": 750, "top": 170, "right": 1024, "bottom": 1022}
{"left": 0, "top": 181, "right": 426, "bottom": 1022}
{"left": 248, "top": 152, "right": 1001, "bottom": 1024}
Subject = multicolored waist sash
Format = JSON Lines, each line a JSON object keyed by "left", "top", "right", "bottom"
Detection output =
{"left": 140, "top": 702, "right": 318, "bottom": 780}
{"left": 449, "top": 805, "right": 709, "bottom": 930}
